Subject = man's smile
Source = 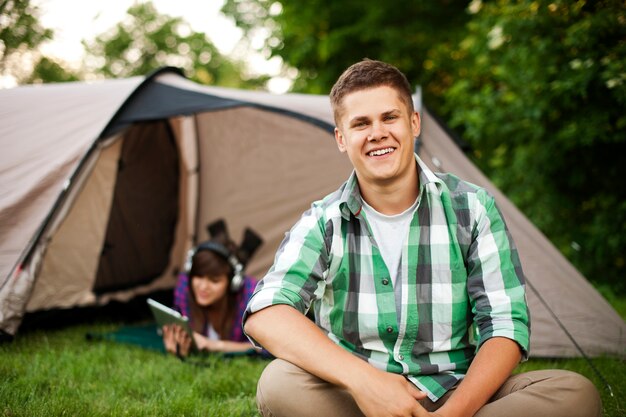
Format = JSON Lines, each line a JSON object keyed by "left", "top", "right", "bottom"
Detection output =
{"left": 367, "top": 147, "right": 395, "bottom": 157}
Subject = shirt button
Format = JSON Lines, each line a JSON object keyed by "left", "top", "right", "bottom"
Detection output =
{"left": 386, "top": 326, "right": 393, "bottom": 333}
{"left": 398, "top": 354, "right": 404, "bottom": 361}
{"left": 382, "top": 278, "right": 389, "bottom": 285}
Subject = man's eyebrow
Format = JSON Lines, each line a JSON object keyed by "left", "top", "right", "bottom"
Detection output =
{"left": 348, "top": 115, "right": 370, "bottom": 125}
{"left": 382, "top": 108, "right": 401, "bottom": 116}
{"left": 348, "top": 108, "right": 402, "bottom": 126}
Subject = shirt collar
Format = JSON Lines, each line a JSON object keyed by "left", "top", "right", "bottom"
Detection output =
{"left": 339, "top": 154, "right": 444, "bottom": 219}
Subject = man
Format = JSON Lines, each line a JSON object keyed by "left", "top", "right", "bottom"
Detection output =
{"left": 244, "top": 59, "right": 602, "bottom": 417}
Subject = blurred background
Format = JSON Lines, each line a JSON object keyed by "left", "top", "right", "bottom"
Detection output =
{"left": 2, "top": 0, "right": 625, "bottom": 299}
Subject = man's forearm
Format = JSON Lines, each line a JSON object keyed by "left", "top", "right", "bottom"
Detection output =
{"left": 437, "top": 337, "right": 521, "bottom": 417}
{"left": 245, "top": 305, "right": 429, "bottom": 416}
{"left": 244, "top": 304, "right": 374, "bottom": 389}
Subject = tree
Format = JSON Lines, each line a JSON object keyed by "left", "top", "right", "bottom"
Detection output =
{"left": 440, "top": 0, "right": 626, "bottom": 292}
{"left": 24, "top": 56, "right": 80, "bottom": 84}
{"left": 221, "top": 0, "right": 472, "bottom": 96}
{"left": 222, "top": 0, "right": 626, "bottom": 292}
{"left": 0, "top": 0, "right": 54, "bottom": 83}
{"left": 82, "top": 2, "right": 267, "bottom": 89}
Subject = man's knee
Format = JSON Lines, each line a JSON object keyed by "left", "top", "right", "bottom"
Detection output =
{"left": 481, "top": 369, "right": 603, "bottom": 417}
{"left": 255, "top": 358, "right": 364, "bottom": 417}
{"left": 525, "top": 369, "right": 603, "bottom": 417}
{"left": 256, "top": 359, "right": 292, "bottom": 417}
{"left": 557, "top": 370, "right": 602, "bottom": 417}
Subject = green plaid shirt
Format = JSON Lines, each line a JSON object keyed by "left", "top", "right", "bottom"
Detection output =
{"left": 245, "top": 155, "right": 530, "bottom": 401}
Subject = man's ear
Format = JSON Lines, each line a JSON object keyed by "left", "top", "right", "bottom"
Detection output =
{"left": 335, "top": 127, "right": 347, "bottom": 153}
{"left": 411, "top": 111, "right": 421, "bottom": 138}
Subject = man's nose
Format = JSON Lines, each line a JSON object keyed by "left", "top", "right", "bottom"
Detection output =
{"left": 368, "top": 121, "right": 388, "bottom": 141}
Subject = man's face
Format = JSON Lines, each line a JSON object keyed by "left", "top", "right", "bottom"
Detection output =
{"left": 334, "top": 86, "right": 420, "bottom": 189}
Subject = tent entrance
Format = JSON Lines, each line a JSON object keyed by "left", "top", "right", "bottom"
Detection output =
{"left": 94, "top": 121, "right": 179, "bottom": 294}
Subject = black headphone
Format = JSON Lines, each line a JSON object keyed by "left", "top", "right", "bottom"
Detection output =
{"left": 184, "top": 241, "right": 245, "bottom": 293}
{"left": 184, "top": 219, "right": 263, "bottom": 293}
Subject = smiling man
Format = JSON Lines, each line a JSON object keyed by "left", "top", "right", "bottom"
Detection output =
{"left": 243, "top": 59, "right": 601, "bottom": 417}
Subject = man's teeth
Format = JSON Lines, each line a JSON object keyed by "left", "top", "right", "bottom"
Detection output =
{"left": 369, "top": 148, "right": 394, "bottom": 156}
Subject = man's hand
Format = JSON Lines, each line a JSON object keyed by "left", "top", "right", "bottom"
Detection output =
{"left": 162, "top": 324, "right": 192, "bottom": 357}
{"left": 347, "top": 366, "right": 428, "bottom": 417}
{"left": 246, "top": 305, "right": 445, "bottom": 417}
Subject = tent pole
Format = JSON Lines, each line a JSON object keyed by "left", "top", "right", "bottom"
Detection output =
{"left": 192, "top": 114, "right": 202, "bottom": 245}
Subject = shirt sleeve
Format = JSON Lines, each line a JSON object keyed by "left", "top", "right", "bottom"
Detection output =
{"left": 242, "top": 204, "right": 329, "bottom": 345}
{"left": 173, "top": 273, "right": 190, "bottom": 318}
{"left": 466, "top": 189, "right": 530, "bottom": 359}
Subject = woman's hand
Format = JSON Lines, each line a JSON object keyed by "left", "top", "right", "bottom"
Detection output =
{"left": 162, "top": 324, "right": 193, "bottom": 357}
{"left": 192, "top": 333, "right": 224, "bottom": 352}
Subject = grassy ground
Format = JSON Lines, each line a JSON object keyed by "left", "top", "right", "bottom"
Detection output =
{"left": 1, "top": 319, "right": 624, "bottom": 416}
{"left": 1, "top": 322, "right": 267, "bottom": 416}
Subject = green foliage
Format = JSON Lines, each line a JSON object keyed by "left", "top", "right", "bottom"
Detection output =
{"left": 0, "top": 323, "right": 266, "bottom": 416}
{"left": 221, "top": 0, "right": 472, "bottom": 94}
{"left": 25, "top": 56, "right": 81, "bottom": 83}
{"left": 0, "top": 0, "right": 53, "bottom": 64}
{"left": 595, "top": 284, "right": 626, "bottom": 320}
{"left": 440, "top": 0, "right": 626, "bottom": 292}
{"left": 0, "top": 0, "right": 54, "bottom": 81}
{"left": 2, "top": 1, "right": 267, "bottom": 87}
{"left": 222, "top": 0, "right": 626, "bottom": 294}
{"left": 82, "top": 2, "right": 267, "bottom": 89}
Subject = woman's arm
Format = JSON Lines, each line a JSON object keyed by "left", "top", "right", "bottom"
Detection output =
{"left": 193, "top": 333, "right": 254, "bottom": 353}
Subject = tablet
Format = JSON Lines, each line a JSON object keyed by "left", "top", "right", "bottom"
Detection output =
{"left": 147, "top": 298, "right": 194, "bottom": 339}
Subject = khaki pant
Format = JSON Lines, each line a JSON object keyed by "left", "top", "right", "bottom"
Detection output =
{"left": 256, "top": 359, "right": 602, "bottom": 417}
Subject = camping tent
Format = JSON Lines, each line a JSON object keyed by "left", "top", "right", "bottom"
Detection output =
{"left": 1, "top": 67, "right": 624, "bottom": 358}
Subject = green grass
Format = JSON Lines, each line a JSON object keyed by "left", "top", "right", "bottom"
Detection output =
{"left": 1, "top": 321, "right": 625, "bottom": 416}
{"left": 0, "top": 323, "right": 267, "bottom": 416}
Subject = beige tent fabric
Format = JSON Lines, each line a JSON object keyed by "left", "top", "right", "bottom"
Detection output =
{"left": 194, "top": 107, "right": 352, "bottom": 279}
{"left": 0, "top": 77, "right": 144, "bottom": 285}
{"left": 26, "top": 117, "right": 198, "bottom": 310}
{"left": 418, "top": 111, "right": 626, "bottom": 357}
{"left": 178, "top": 76, "right": 625, "bottom": 357}
{"left": 0, "top": 78, "right": 143, "bottom": 334}
{"left": 0, "top": 71, "right": 624, "bottom": 358}
{"left": 27, "top": 138, "right": 122, "bottom": 311}
{"left": 155, "top": 116, "right": 199, "bottom": 288}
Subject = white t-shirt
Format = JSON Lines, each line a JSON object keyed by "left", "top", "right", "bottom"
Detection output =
{"left": 361, "top": 196, "right": 419, "bottom": 286}
{"left": 206, "top": 322, "right": 220, "bottom": 340}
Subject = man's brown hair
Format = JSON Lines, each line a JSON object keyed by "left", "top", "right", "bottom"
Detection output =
{"left": 329, "top": 59, "right": 414, "bottom": 127}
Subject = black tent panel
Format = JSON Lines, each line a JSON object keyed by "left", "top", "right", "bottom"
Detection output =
{"left": 100, "top": 83, "right": 243, "bottom": 138}
{"left": 94, "top": 121, "right": 179, "bottom": 294}
{"left": 100, "top": 80, "right": 335, "bottom": 140}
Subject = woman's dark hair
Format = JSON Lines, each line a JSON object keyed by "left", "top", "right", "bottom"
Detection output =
{"left": 189, "top": 245, "right": 234, "bottom": 280}
{"left": 187, "top": 249, "right": 237, "bottom": 337}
